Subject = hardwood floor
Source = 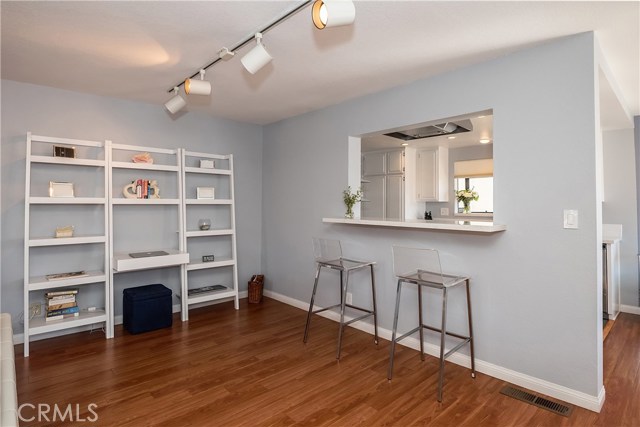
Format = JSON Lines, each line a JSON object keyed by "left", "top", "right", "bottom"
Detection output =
{"left": 14, "top": 298, "right": 640, "bottom": 426}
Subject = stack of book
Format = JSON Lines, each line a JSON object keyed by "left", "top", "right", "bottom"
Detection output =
{"left": 45, "top": 289, "right": 80, "bottom": 322}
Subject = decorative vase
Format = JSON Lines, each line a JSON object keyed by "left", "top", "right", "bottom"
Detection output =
{"left": 345, "top": 205, "right": 354, "bottom": 219}
{"left": 198, "top": 218, "right": 211, "bottom": 230}
{"left": 463, "top": 200, "right": 471, "bottom": 214}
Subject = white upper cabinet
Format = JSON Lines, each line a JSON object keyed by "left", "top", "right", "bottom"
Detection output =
{"left": 362, "top": 151, "right": 386, "bottom": 176}
{"left": 387, "top": 150, "right": 404, "bottom": 174}
{"left": 416, "top": 147, "right": 449, "bottom": 202}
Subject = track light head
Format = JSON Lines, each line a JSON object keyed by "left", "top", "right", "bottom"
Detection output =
{"left": 312, "top": 0, "right": 355, "bottom": 29}
{"left": 165, "top": 87, "right": 186, "bottom": 114}
{"left": 240, "top": 33, "right": 273, "bottom": 75}
{"left": 185, "top": 69, "right": 211, "bottom": 95}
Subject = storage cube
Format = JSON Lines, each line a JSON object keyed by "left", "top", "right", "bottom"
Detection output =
{"left": 123, "top": 284, "right": 172, "bottom": 334}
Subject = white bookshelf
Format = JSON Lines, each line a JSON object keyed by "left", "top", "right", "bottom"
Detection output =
{"left": 180, "top": 150, "right": 239, "bottom": 320}
{"left": 108, "top": 142, "right": 188, "bottom": 330}
{"left": 23, "top": 133, "right": 110, "bottom": 357}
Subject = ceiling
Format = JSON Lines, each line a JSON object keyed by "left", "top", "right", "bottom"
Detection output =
{"left": 1, "top": 1, "right": 638, "bottom": 126}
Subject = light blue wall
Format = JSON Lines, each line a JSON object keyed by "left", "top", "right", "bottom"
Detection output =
{"left": 1, "top": 80, "right": 263, "bottom": 328}
{"left": 262, "top": 33, "right": 602, "bottom": 397}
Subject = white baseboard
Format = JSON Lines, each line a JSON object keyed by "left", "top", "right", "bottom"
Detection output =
{"left": 14, "top": 291, "right": 248, "bottom": 345}
{"left": 264, "top": 289, "right": 605, "bottom": 413}
{"left": 620, "top": 304, "right": 640, "bottom": 315}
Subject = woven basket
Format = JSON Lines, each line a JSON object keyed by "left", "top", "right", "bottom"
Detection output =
{"left": 248, "top": 275, "right": 264, "bottom": 304}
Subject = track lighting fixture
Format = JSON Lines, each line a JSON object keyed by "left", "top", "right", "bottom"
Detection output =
{"left": 240, "top": 33, "right": 273, "bottom": 75}
{"left": 185, "top": 69, "right": 211, "bottom": 96}
{"left": 165, "top": 87, "right": 186, "bottom": 114}
{"left": 164, "top": 0, "right": 358, "bottom": 113}
{"left": 312, "top": 0, "right": 356, "bottom": 29}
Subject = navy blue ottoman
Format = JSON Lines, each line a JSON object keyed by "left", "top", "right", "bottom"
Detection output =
{"left": 123, "top": 284, "right": 172, "bottom": 334}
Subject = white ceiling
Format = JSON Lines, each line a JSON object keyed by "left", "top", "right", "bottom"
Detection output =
{"left": 1, "top": 1, "right": 638, "bottom": 125}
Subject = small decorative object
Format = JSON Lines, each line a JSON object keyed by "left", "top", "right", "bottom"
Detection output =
{"left": 424, "top": 211, "right": 433, "bottom": 220}
{"left": 49, "top": 181, "right": 74, "bottom": 198}
{"left": 198, "top": 218, "right": 211, "bottom": 230}
{"left": 131, "top": 152, "right": 153, "bottom": 164}
{"left": 53, "top": 145, "right": 76, "bottom": 158}
{"left": 55, "top": 225, "right": 74, "bottom": 238}
{"left": 197, "top": 187, "right": 215, "bottom": 199}
{"left": 200, "top": 159, "right": 215, "bottom": 169}
{"left": 455, "top": 188, "right": 479, "bottom": 214}
{"left": 122, "top": 179, "right": 160, "bottom": 199}
{"left": 342, "top": 186, "right": 362, "bottom": 219}
{"left": 248, "top": 274, "right": 265, "bottom": 304}
{"left": 202, "top": 254, "right": 215, "bottom": 262}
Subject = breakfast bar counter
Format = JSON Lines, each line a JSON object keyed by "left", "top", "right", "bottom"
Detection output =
{"left": 322, "top": 217, "right": 506, "bottom": 233}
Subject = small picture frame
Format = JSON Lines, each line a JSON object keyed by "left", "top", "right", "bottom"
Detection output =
{"left": 53, "top": 145, "right": 76, "bottom": 158}
{"left": 49, "top": 181, "right": 75, "bottom": 198}
{"left": 202, "top": 254, "right": 215, "bottom": 263}
{"left": 200, "top": 159, "right": 215, "bottom": 169}
{"left": 196, "top": 187, "right": 215, "bottom": 199}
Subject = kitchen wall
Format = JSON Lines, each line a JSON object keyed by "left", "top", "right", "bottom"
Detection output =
{"left": 1, "top": 80, "right": 264, "bottom": 331}
{"left": 603, "top": 128, "right": 638, "bottom": 310}
{"left": 262, "top": 33, "right": 604, "bottom": 407}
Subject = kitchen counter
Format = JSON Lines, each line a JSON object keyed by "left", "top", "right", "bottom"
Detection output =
{"left": 322, "top": 217, "right": 506, "bottom": 233}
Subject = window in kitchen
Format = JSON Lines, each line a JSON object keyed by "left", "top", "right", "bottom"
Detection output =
{"left": 454, "top": 159, "right": 493, "bottom": 214}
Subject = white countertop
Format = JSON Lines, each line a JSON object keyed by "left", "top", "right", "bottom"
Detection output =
{"left": 322, "top": 217, "right": 507, "bottom": 233}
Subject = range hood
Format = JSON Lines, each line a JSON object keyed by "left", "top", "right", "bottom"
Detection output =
{"left": 385, "top": 119, "right": 473, "bottom": 141}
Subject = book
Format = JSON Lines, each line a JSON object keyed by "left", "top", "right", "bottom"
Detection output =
{"left": 47, "top": 295, "right": 76, "bottom": 303}
{"left": 45, "top": 271, "right": 87, "bottom": 281}
{"left": 47, "top": 306, "right": 80, "bottom": 316}
{"left": 48, "top": 301, "right": 77, "bottom": 310}
{"left": 45, "top": 312, "right": 80, "bottom": 322}
{"left": 45, "top": 289, "right": 79, "bottom": 297}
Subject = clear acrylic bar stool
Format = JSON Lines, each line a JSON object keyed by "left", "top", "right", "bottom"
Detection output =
{"left": 387, "top": 246, "right": 475, "bottom": 402}
{"left": 303, "top": 237, "right": 378, "bottom": 359}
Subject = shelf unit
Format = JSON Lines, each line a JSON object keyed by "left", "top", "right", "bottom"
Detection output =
{"left": 23, "top": 133, "right": 110, "bottom": 356}
{"left": 108, "top": 143, "right": 188, "bottom": 331}
{"left": 180, "top": 150, "right": 239, "bottom": 320}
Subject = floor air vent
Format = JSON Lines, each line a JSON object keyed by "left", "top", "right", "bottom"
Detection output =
{"left": 500, "top": 385, "right": 573, "bottom": 417}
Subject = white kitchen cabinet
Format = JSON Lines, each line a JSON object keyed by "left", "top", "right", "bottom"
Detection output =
{"left": 362, "top": 151, "right": 386, "bottom": 176}
{"left": 387, "top": 150, "right": 404, "bottom": 174}
{"left": 416, "top": 147, "right": 449, "bottom": 202}
{"left": 386, "top": 174, "right": 404, "bottom": 220}
{"left": 362, "top": 176, "right": 385, "bottom": 219}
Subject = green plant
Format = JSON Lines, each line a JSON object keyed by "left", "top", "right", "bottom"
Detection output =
{"left": 343, "top": 186, "right": 363, "bottom": 218}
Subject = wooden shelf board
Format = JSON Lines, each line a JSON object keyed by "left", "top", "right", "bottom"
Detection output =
{"left": 111, "top": 198, "right": 180, "bottom": 205}
{"left": 110, "top": 161, "right": 179, "bottom": 172}
{"left": 29, "top": 197, "right": 106, "bottom": 205}
{"left": 185, "top": 199, "right": 232, "bottom": 205}
{"left": 29, "top": 235, "right": 106, "bottom": 247}
{"left": 28, "top": 271, "right": 106, "bottom": 291}
{"left": 184, "top": 167, "right": 231, "bottom": 175}
{"left": 185, "top": 229, "right": 234, "bottom": 238}
{"left": 186, "top": 258, "right": 235, "bottom": 271}
{"left": 30, "top": 156, "right": 105, "bottom": 167}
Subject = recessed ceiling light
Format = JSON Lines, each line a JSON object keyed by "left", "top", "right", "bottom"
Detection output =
{"left": 479, "top": 138, "right": 491, "bottom": 144}
{"left": 401, "top": 142, "right": 409, "bottom": 146}
{"left": 447, "top": 136, "right": 456, "bottom": 140}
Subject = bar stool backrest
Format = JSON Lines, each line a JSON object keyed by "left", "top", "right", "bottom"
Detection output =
{"left": 313, "top": 237, "right": 343, "bottom": 263}
{"left": 392, "top": 246, "right": 445, "bottom": 285}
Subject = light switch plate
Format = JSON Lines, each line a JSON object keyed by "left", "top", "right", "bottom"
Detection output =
{"left": 564, "top": 209, "right": 578, "bottom": 229}
{"left": 441, "top": 207, "right": 449, "bottom": 216}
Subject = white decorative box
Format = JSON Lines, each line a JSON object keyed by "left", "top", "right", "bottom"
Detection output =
{"left": 200, "top": 159, "right": 215, "bottom": 169}
{"left": 196, "top": 187, "right": 215, "bottom": 199}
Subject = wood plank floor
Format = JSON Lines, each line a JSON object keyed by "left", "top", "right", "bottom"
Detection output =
{"left": 14, "top": 298, "right": 640, "bottom": 426}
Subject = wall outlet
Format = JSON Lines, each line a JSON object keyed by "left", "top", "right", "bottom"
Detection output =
{"left": 29, "top": 302, "right": 42, "bottom": 317}
{"left": 440, "top": 207, "right": 450, "bottom": 216}
{"left": 346, "top": 292, "right": 353, "bottom": 305}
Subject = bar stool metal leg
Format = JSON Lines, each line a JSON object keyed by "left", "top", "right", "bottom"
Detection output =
{"left": 370, "top": 264, "right": 379, "bottom": 345}
{"left": 437, "top": 287, "right": 448, "bottom": 402}
{"left": 387, "top": 279, "right": 403, "bottom": 380}
{"left": 465, "top": 279, "right": 476, "bottom": 378}
{"left": 418, "top": 285, "right": 425, "bottom": 361}
{"left": 303, "top": 264, "right": 322, "bottom": 343}
{"left": 336, "top": 271, "right": 350, "bottom": 359}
